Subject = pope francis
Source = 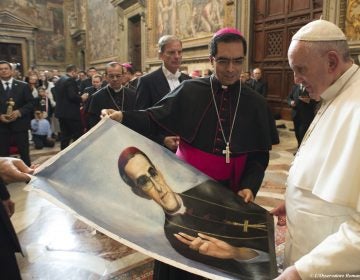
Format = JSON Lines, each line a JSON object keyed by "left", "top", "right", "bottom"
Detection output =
{"left": 272, "top": 19, "right": 360, "bottom": 279}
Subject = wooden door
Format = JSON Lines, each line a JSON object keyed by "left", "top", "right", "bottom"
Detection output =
{"left": 0, "top": 43, "right": 24, "bottom": 76}
{"left": 128, "top": 14, "right": 142, "bottom": 72}
{"left": 251, "top": 0, "right": 323, "bottom": 119}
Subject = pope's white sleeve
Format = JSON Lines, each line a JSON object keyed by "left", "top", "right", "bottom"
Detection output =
{"left": 295, "top": 213, "right": 360, "bottom": 278}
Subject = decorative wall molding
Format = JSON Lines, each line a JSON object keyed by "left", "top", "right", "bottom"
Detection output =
{"left": 0, "top": 10, "right": 36, "bottom": 31}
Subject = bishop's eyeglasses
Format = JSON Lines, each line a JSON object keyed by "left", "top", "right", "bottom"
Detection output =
{"left": 212, "top": 57, "right": 244, "bottom": 67}
{"left": 107, "top": 74, "right": 124, "bottom": 80}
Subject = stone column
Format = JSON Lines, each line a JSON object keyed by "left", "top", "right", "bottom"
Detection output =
{"left": 27, "top": 38, "right": 36, "bottom": 67}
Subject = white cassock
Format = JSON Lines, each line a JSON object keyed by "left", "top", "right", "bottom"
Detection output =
{"left": 285, "top": 64, "right": 360, "bottom": 278}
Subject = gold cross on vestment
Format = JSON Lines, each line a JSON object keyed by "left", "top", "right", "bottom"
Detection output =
{"left": 222, "top": 142, "right": 231, "bottom": 164}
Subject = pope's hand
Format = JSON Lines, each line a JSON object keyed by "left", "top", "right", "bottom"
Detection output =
{"left": 101, "top": 109, "right": 123, "bottom": 122}
{"left": 274, "top": 265, "right": 301, "bottom": 280}
{"left": 270, "top": 202, "right": 286, "bottom": 216}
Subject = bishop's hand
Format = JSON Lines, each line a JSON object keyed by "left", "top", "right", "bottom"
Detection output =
{"left": 163, "top": 136, "right": 180, "bottom": 151}
{"left": 101, "top": 109, "right": 123, "bottom": 122}
{"left": 237, "top": 188, "right": 254, "bottom": 203}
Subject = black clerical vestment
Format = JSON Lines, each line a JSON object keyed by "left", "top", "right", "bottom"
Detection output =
{"left": 88, "top": 86, "right": 136, "bottom": 128}
{"left": 164, "top": 180, "right": 276, "bottom": 279}
{"left": 123, "top": 77, "right": 279, "bottom": 195}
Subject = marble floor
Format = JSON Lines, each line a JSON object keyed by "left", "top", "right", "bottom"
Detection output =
{"left": 7, "top": 120, "right": 296, "bottom": 279}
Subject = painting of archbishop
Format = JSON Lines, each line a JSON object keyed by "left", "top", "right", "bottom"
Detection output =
{"left": 118, "top": 146, "right": 276, "bottom": 279}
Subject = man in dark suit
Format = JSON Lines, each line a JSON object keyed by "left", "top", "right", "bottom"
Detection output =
{"left": 0, "top": 60, "right": 34, "bottom": 166}
{"left": 79, "top": 67, "right": 97, "bottom": 94}
{"left": 0, "top": 157, "right": 34, "bottom": 280}
{"left": 54, "top": 64, "right": 88, "bottom": 150}
{"left": 287, "top": 83, "right": 319, "bottom": 147}
{"left": 118, "top": 147, "right": 275, "bottom": 280}
{"left": 250, "top": 68, "right": 268, "bottom": 97}
{"left": 82, "top": 74, "right": 103, "bottom": 131}
{"left": 135, "top": 35, "right": 191, "bottom": 151}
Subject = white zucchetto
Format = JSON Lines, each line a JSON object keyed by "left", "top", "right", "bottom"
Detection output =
{"left": 292, "top": 19, "right": 347, "bottom": 41}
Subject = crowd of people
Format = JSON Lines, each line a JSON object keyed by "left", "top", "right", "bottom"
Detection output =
{"left": 1, "top": 18, "right": 359, "bottom": 280}
{"left": 0, "top": 61, "right": 145, "bottom": 161}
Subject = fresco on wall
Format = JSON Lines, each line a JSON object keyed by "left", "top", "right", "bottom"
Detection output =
{"left": 87, "top": 0, "right": 120, "bottom": 62}
{"left": 346, "top": 0, "right": 360, "bottom": 41}
{"left": 36, "top": 29, "right": 65, "bottom": 62}
{"left": 156, "top": 0, "right": 224, "bottom": 40}
{"left": 35, "top": 2, "right": 65, "bottom": 62}
{"left": 0, "top": 0, "right": 65, "bottom": 63}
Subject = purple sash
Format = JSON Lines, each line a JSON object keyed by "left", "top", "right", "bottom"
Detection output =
{"left": 176, "top": 141, "right": 247, "bottom": 193}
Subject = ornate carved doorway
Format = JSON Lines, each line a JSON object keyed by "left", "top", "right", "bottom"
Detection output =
{"left": 251, "top": 0, "right": 323, "bottom": 119}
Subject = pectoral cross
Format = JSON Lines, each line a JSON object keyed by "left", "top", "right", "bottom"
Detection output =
{"left": 222, "top": 142, "right": 231, "bottom": 164}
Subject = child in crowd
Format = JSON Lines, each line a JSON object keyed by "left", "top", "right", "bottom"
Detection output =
{"left": 30, "top": 111, "right": 55, "bottom": 149}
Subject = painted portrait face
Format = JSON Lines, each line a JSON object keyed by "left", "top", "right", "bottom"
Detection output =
{"left": 288, "top": 40, "right": 333, "bottom": 99}
{"left": 159, "top": 40, "right": 183, "bottom": 74}
{"left": 211, "top": 41, "right": 245, "bottom": 86}
{"left": 124, "top": 154, "right": 181, "bottom": 213}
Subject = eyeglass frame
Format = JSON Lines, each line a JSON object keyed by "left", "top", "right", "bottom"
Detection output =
{"left": 211, "top": 56, "right": 244, "bottom": 67}
{"left": 135, "top": 166, "right": 160, "bottom": 191}
{"left": 107, "top": 74, "right": 125, "bottom": 80}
